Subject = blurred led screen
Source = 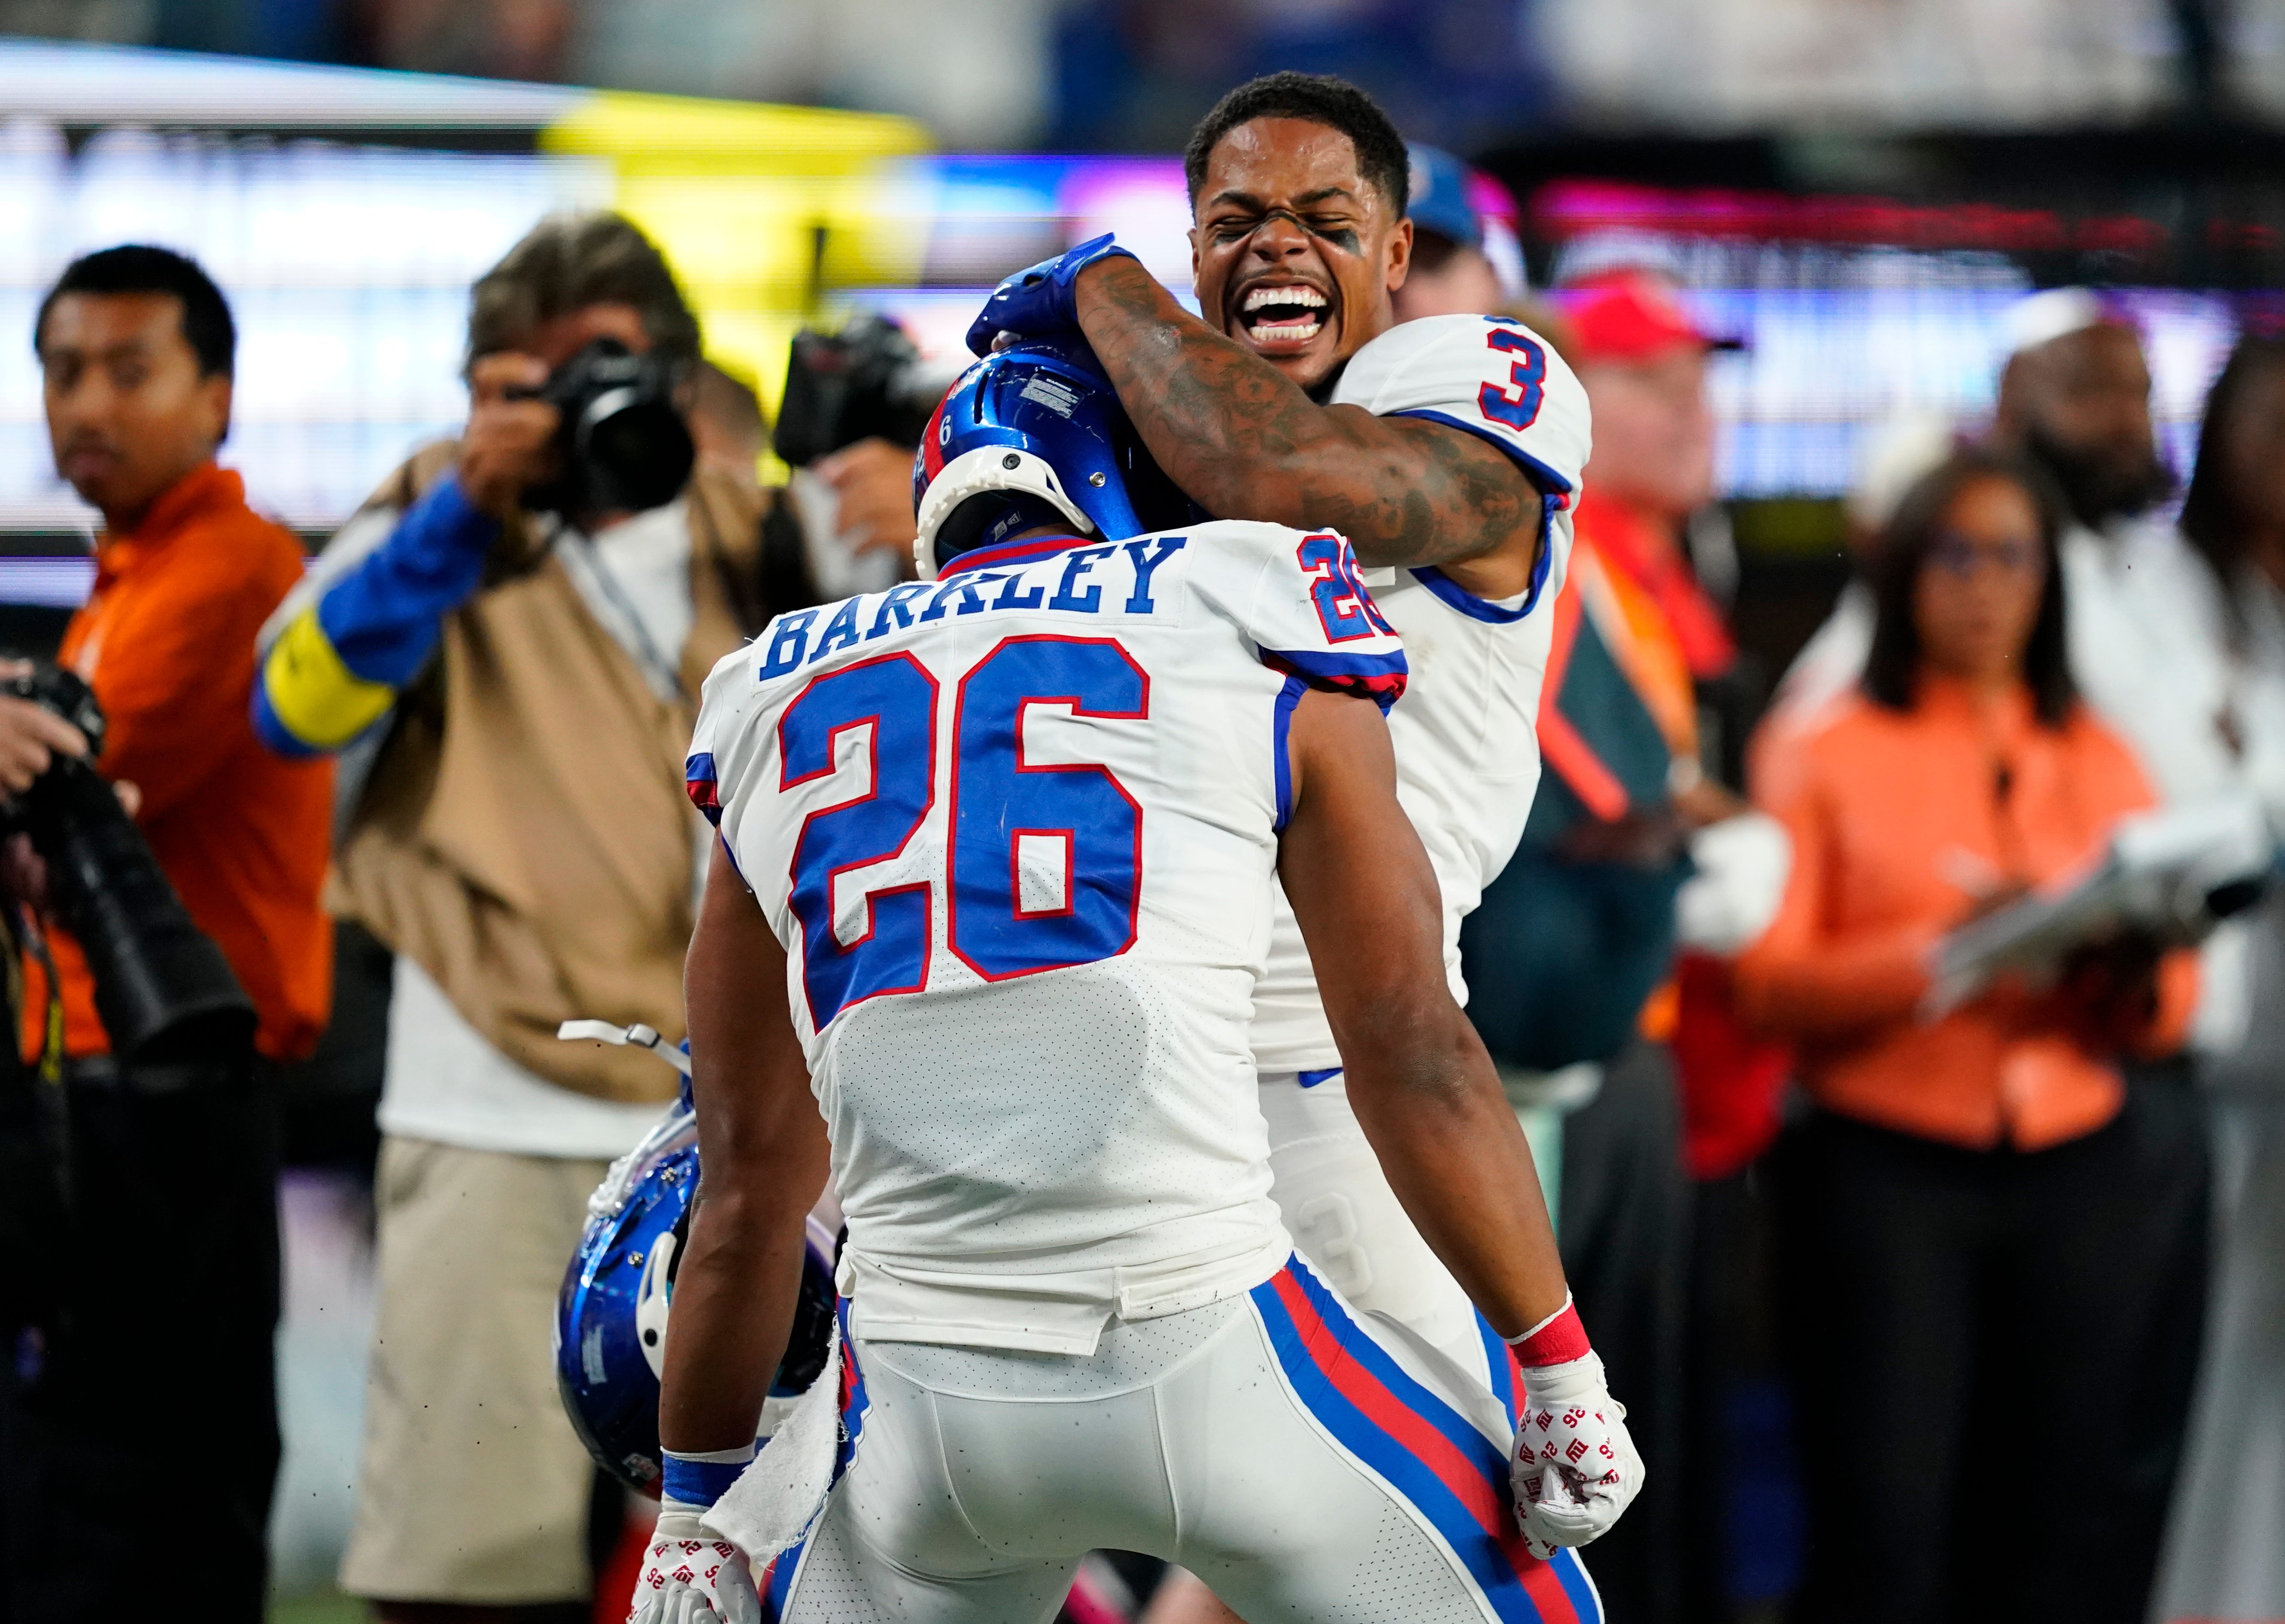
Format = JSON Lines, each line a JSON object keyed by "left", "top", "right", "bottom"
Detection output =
{"left": 0, "top": 124, "right": 608, "bottom": 535}
{"left": 1683, "top": 258, "right": 2236, "bottom": 499}
{"left": 0, "top": 128, "right": 2252, "bottom": 561}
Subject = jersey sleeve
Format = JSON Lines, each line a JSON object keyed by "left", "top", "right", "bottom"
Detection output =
{"left": 1330, "top": 313, "right": 1590, "bottom": 615}
{"left": 685, "top": 639, "right": 773, "bottom": 839}
{"left": 1188, "top": 520, "right": 1409, "bottom": 713}
{"left": 1332, "top": 313, "right": 1590, "bottom": 495}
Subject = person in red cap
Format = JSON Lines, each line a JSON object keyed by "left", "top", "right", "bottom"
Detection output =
{"left": 1563, "top": 269, "right": 1741, "bottom": 705}
{"left": 1471, "top": 263, "right": 1788, "bottom": 1624}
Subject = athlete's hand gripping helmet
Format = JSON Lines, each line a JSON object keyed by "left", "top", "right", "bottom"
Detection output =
{"left": 911, "top": 335, "right": 1204, "bottom": 580}
{"left": 553, "top": 1064, "right": 838, "bottom": 1494}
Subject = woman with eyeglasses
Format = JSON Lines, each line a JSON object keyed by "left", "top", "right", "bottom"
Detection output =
{"left": 1735, "top": 445, "right": 2200, "bottom": 1624}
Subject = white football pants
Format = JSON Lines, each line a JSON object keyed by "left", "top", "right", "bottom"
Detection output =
{"left": 1260, "top": 1068, "right": 1494, "bottom": 1386}
{"left": 759, "top": 1258, "right": 1601, "bottom": 1624}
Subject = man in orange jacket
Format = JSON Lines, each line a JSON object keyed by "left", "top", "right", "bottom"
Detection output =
{"left": 1, "top": 245, "right": 333, "bottom": 1622}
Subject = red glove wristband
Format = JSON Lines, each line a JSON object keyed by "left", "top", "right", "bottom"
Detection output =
{"left": 1506, "top": 1295, "right": 1592, "bottom": 1368}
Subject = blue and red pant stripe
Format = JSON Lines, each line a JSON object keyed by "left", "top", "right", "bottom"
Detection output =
{"left": 1251, "top": 1257, "right": 1601, "bottom": 1624}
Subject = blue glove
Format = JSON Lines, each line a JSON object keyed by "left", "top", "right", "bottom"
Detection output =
{"left": 965, "top": 233, "right": 1139, "bottom": 357}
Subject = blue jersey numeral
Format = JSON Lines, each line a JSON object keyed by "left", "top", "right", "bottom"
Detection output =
{"left": 950, "top": 636, "right": 1148, "bottom": 980}
{"left": 1478, "top": 327, "right": 1547, "bottom": 432}
{"left": 778, "top": 637, "right": 1149, "bottom": 1022}
{"left": 778, "top": 654, "right": 938, "bottom": 1028}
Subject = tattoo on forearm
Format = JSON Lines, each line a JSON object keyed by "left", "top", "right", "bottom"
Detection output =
{"left": 1079, "top": 258, "right": 1535, "bottom": 569}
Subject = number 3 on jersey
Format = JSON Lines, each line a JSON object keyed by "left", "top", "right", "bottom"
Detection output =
{"left": 1478, "top": 325, "right": 1547, "bottom": 432}
{"left": 778, "top": 636, "right": 1146, "bottom": 1027}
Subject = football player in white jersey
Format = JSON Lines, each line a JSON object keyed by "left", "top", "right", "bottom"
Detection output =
{"left": 634, "top": 341, "right": 1636, "bottom": 1624}
{"left": 967, "top": 75, "right": 1589, "bottom": 1399}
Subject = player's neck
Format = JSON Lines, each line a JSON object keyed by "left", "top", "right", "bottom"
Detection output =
{"left": 1301, "top": 308, "right": 1393, "bottom": 404}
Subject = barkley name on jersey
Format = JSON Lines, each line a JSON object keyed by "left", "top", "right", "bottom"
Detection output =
{"left": 685, "top": 520, "right": 1405, "bottom": 1353}
{"left": 1252, "top": 311, "right": 1594, "bottom": 1075}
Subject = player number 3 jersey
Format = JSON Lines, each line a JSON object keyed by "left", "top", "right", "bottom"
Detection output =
{"left": 686, "top": 521, "right": 1406, "bottom": 1353}
{"left": 1253, "top": 312, "right": 1592, "bottom": 1075}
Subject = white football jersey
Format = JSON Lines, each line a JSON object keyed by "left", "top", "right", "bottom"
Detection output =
{"left": 687, "top": 521, "right": 1407, "bottom": 1349}
{"left": 1250, "top": 313, "right": 1592, "bottom": 1074}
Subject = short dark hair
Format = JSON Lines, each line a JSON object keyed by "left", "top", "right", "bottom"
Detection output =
{"left": 2179, "top": 333, "right": 2285, "bottom": 629}
{"left": 466, "top": 211, "right": 702, "bottom": 373}
{"left": 35, "top": 244, "right": 236, "bottom": 377}
{"left": 1862, "top": 445, "right": 2077, "bottom": 728}
{"left": 1183, "top": 72, "right": 1410, "bottom": 216}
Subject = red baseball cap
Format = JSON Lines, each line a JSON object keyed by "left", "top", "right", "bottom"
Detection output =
{"left": 1561, "top": 271, "right": 1741, "bottom": 364}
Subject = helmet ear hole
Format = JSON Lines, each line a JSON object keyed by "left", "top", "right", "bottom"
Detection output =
{"left": 663, "top": 1190, "right": 694, "bottom": 1291}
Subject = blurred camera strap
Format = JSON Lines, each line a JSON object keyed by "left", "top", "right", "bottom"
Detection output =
{"left": 17, "top": 906, "right": 64, "bottom": 1091}
{"left": 556, "top": 523, "right": 689, "bottom": 705}
{"left": 14, "top": 903, "right": 71, "bottom": 1208}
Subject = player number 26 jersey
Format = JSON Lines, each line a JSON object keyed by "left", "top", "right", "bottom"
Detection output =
{"left": 685, "top": 522, "right": 1406, "bottom": 1321}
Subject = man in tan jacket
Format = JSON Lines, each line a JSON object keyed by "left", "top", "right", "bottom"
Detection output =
{"left": 255, "top": 211, "right": 778, "bottom": 1620}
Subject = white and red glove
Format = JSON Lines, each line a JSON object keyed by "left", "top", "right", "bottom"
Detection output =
{"left": 1507, "top": 1295, "right": 1644, "bottom": 1560}
{"left": 632, "top": 1446, "right": 765, "bottom": 1624}
{"left": 631, "top": 1501, "right": 761, "bottom": 1624}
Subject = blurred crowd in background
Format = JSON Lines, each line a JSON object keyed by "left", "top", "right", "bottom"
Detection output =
{"left": 0, "top": 9, "right": 2283, "bottom": 1624}
{"left": 11, "top": 0, "right": 2285, "bottom": 147}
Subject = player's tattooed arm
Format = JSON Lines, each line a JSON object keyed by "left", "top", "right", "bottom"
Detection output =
{"left": 662, "top": 837, "right": 833, "bottom": 1457}
{"left": 1074, "top": 256, "right": 1539, "bottom": 575}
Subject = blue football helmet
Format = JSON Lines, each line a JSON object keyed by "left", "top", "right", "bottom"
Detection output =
{"left": 554, "top": 1068, "right": 839, "bottom": 1495}
{"left": 912, "top": 336, "right": 1204, "bottom": 579}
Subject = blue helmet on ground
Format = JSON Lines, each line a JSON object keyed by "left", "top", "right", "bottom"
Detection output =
{"left": 553, "top": 1040, "right": 838, "bottom": 1495}
{"left": 911, "top": 336, "right": 1204, "bottom": 579}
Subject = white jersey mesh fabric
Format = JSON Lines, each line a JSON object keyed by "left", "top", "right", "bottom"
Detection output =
{"left": 821, "top": 948, "right": 1272, "bottom": 1275}
{"left": 689, "top": 522, "right": 1407, "bottom": 1343}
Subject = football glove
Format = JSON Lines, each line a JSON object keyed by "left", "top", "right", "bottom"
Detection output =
{"left": 629, "top": 1501, "right": 762, "bottom": 1624}
{"left": 965, "top": 233, "right": 1139, "bottom": 356}
{"left": 1510, "top": 1349, "right": 1644, "bottom": 1560}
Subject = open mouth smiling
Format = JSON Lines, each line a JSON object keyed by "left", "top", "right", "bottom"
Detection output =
{"left": 1237, "top": 282, "right": 1333, "bottom": 347}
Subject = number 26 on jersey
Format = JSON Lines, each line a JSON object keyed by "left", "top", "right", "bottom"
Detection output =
{"left": 773, "top": 635, "right": 1145, "bottom": 1028}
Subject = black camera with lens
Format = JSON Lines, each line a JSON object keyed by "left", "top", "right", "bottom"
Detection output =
{"left": 520, "top": 338, "right": 696, "bottom": 519}
{"left": 774, "top": 315, "right": 938, "bottom": 468}
{"left": 0, "top": 664, "right": 254, "bottom": 1065}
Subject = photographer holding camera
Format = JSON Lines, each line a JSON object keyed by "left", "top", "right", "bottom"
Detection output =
{"left": 251, "top": 210, "right": 807, "bottom": 1620}
{"left": 774, "top": 314, "right": 945, "bottom": 595}
{"left": 2, "top": 245, "right": 334, "bottom": 1621}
